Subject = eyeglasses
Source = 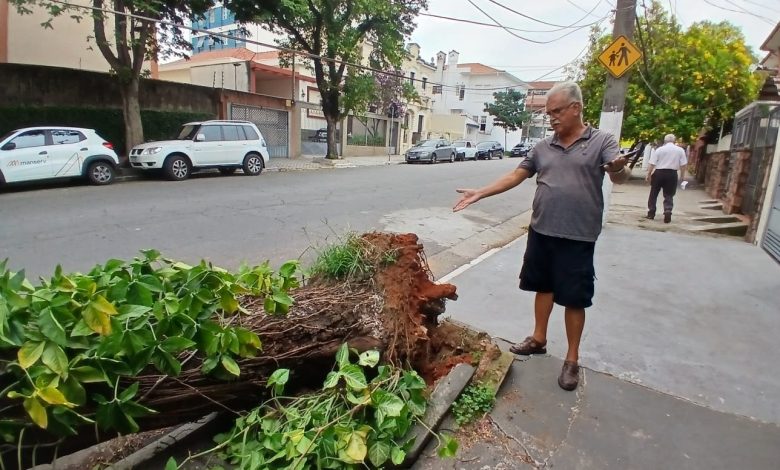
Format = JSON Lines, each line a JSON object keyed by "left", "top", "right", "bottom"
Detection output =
{"left": 545, "top": 102, "right": 576, "bottom": 118}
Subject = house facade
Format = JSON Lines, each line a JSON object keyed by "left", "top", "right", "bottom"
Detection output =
{"left": 0, "top": 0, "right": 157, "bottom": 76}
{"left": 430, "top": 50, "right": 528, "bottom": 148}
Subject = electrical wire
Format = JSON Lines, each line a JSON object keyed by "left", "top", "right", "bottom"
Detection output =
{"left": 702, "top": 0, "right": 776, "bottom": 25}
{"left": 419, "top": 11, "right": 598, "bottom": 33}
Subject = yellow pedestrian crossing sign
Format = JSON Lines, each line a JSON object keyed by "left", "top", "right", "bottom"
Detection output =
{"left": 598, "top": 35, "right": 642, "bottom": 78}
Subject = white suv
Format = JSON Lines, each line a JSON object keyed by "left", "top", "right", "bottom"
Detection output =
{"left": 129, "top": 120, "right": 270, "bottom": 181}
{"left": 0, "top": 127, "right": 119, "bottom": 186}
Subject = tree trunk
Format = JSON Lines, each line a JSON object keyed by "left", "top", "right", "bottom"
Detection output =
{"left": 325, "top": 114, "right": 339, "bottom": 159}
{"left": 119, "top": 77, "right": 144, "bottom": 158}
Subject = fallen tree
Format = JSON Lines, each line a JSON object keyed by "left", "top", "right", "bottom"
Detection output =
{"left": 0, "top": 232, "right": 457, "bottom": 466}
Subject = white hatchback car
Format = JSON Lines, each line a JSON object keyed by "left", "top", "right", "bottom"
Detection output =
{"left": 129, "top": 120, "right": 270, "bottom": 181}
{"left": 0, "top": 127, "right": 119, "bottom": 186}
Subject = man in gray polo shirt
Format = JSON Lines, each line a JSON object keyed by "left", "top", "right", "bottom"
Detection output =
{"left": 453, "top": 81, "right": 629, "bottom": 391}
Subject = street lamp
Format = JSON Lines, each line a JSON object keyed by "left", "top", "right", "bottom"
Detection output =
{"left": 232, "top": 62, "right": 241, "bottom": 91}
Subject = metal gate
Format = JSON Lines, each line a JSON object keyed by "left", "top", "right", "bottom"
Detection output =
{"left": 762, "top": 107, "right": 780, "bottom": 263}
{"left": 230, "top": 104, "right": 289, "bottom": 158}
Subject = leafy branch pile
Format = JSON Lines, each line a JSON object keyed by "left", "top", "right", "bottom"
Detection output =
{"left": 0, "top": 252, "right": 299, "bottom": 442}
{"left": 173, "top": 343, "right": 457, "bottom": 469}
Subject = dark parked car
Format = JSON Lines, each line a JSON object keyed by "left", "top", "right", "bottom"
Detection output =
{"left": 475, "top": 141, "right": 504, "bottom": 160}
{"left": 510, "top": 142, "right": 532, "bottom": 158}
{"left": 405, "top": 139, "right": 457, "bottom": 164}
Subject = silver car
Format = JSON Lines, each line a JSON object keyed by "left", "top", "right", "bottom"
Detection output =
{"left": 405, "top": 139, "right": 457, "bottom": 164}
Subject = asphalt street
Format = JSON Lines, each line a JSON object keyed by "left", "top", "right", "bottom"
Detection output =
{"left": 0, "top": 158, "right": 534, "bottom": 280}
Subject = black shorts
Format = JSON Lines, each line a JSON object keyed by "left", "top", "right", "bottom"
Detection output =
{"left": 519, "top": 227, "right": 596, "bottom": 309}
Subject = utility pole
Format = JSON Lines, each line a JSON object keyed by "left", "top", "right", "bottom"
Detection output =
{"left": 600, "top": 0, "right": 638, "bottom": 225}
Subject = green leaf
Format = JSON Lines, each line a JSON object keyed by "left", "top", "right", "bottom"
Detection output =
{"left": 119, "top": 382, "right": 139, "bottom": 402}
{"left": 391, "top": 446, "right": 406, "bottom": 465}
{"left": 160, "top": 337, "right": 196, "bottom": 354}
{"left": 335, "top": 343, "right": 350, "bottom": 368}
{"left": 83, "top": 296, "right": 115, "bottom": 336}
{"left": 340, "top": 364, "right": 367, "bottom": 391}
{"left": 128, "top": 283, "right": 153, "bottom": 306}
{"left": 267, "top": 368, "right": 289, "bottom": 395}
{"left": 343, "top": 429, "right": 368, "bottom": 463}
{"left": 4, "top": 290, "right": 30, "bottom": 310}
{"left": 37, "top": 387, "right": 74, "bottom": 407}
{"left": 263, "top": 295, "right": 276, "bottom": 314}
{"left": 117, "top": 304, "right": 151, "bottom": 320}
{"left": 41, "top": 342, "right": 69, "bottom": 378}
{"left": 18, "top": 341, "right": 46, "bottom": 369}
{"left": 70, "top": 319, "right": 94, "bottom": 337}
{"left": 201, "top": 356, "right": 219, "bottom": 375}
{"left": 164, "top": 457, "right": 178, "bottom": 470}
{"left": 39, "top": 308, "right": 67, "bottom": 346}
{"left": 357, "top": 350, "right": 379, "bottom": 368}
{"left": 220, "top": 292, "right": 239, "bottom": 314}
{"left": 373, "top": 389, "right": 405, "bottom": 417}
{"left": 221, "top": 355, "right": 240, "bottom": 376}
{"left": 368, "top": 440, "right": 391, "bottom": 467}
{"left": 70, "top": 366, "right": 106, "bottom": 383}
{"left": 152, "top": 349, "right": 182, "bottom": 376}
{"left": 437, "top": 434, "right": 459, "bottom": 458}
{"left": 60, "top": 375, "right": 86, "bottom": 406}
{"left": 23, "top": 396, "right": 48, "bottom": 429}
{"left": 323, "top": 371, "right": 339, "bottom": 389}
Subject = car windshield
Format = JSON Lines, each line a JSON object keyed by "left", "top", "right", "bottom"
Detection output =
{"left": 176, "top": 124, "right": 200, "bottom": 140}
{"left": 453, "top": 141, "right": 468, "bottom": 147}
{"left": 414, "top": 140, "right": 437, "bottom": 148}
{"left": 477, "top": 142, "right": 492, "bottom": 149}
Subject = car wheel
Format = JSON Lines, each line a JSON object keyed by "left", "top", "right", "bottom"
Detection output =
{"left": 243, "top": 153, "right": 264, "bottom": 175}
{"left": 498, "top": 151, "right": 503, "bottom": 159}
{"left": 449, "top": 152, "right": 455, "bottom": 163}
{"left": 219, "top": 167, "right": 237, "bottom": 175}
{"left": 86, "top": 161, "right": 115, "bottom": 185}
{"left": 164, "top": 154, "right": 191, "bottom": 181}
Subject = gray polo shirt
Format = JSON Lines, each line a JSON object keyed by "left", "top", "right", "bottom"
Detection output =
{"left": 517, "top": 126, "right": 619, "bottom": 242}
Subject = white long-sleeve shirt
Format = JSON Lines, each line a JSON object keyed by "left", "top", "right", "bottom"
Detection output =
{"left": 649, "top": 142, "right": 687, "bottom": 170}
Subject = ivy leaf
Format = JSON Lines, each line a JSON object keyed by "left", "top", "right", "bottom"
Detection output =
{"left": 41, "top": 342, "right": 69, "bottom": 378}
{"left": 357, "top": 350, "right": 379, "bottom": 368}
{"left": 340, "top": 364, "right": 367, "bottom": 391}
{"left": 39, "top": 308, "right": 67, "bottom": 346}
{"left": 23, "top": 396, "right": 48, "bottom": 429}
{"left": 278, "top": 260, "right": 299, "bottom": 278}
{"left": 368, "top": 440, "right": 391, "bottom": 467}
{"left": 18, "top": 341, "right": 46, "bottom": 369}
{"left": 373, "top": 389, "right": 405, "bottom": 417}
{"left": 221, "top": 355, "right": 240, "bottom": 377}
{"left": 335, "top": 343, "right": 350, "bottom": 369}
{"left": 323, "top": 371, "right": 340, "bottom": 389}
{"left": 391, "top": 446, "right": 406, "bottom": 465}
{"left": 160, "top": 337, "right": 196, "bottom": 354}
{"left": 83, "top": 296, "right": 117, "bottom": 336}
{"left": 267, "top": 368, "right": 289, "bottom": 395}
{"left": 437, "top": 434, "right": 459, "bottom": 458}
{"left": 37, "top": 387, "right": 74, "bottom": 407}
{"left": 343, "top": 429, "right": 368, "bottom": 463}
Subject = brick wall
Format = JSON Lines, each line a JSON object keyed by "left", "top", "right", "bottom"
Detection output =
{"left": 704, "top": 151, "right": 730, "bottom": 199}
{"left": 722, "top": 150, "right": 752, "bottom": 214}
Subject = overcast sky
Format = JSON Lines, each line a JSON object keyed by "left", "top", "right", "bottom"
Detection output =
{"left": 409, "top": 0, "right": 778, "bottom": 83}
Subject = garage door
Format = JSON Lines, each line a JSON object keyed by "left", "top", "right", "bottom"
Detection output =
{"left": 230, "top": 104, "right": 289, "bottom": 158}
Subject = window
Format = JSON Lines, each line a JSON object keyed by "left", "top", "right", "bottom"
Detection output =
{"left": 432, "top": 85, "right": 442, "bottom": 94}
{"left": 459, "top": 85, "right": 465, "bottom": 101}
{"left": 222, "top": 7, "right": 229, "bottom": 20}
{"left": 422, "top": 77, "right": 427, "bottom": 90}
{"left": 9, "top": 130, "right": 46, "bottom": 149}
{"left": 51, "top": 130, "right": 84, "bottom": 145}
{"left": 417, "top": 115, "right": 424, "bottom": 133}
{"left": 198, "top": 125, "right": 222, "bottom": 141}
{"left": 221, "top": 125, "right": 241, "bottom": 141}
{"left": 409, "top": 71, "right": 415, "bottom": 85}
{"left": 242, "top": 126, "right": 260, "bottom": 140}
{"left": 209, "top": 8, "right": 216, "bottom": 23}
{"left": 479, "top": 116, "right": 487, "bottom": 132}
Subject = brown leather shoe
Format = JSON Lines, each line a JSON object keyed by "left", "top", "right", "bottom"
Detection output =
{"left": 558, "top": 361, "right": 580, "bottom": 391}
{"left": 509, "top": 336, "right": 547, "bottom": 355}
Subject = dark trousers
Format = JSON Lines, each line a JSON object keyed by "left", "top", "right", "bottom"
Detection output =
{"left": 648, "top": 169, "right": 678, "bottom": 216}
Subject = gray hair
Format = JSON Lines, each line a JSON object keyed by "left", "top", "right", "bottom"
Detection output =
{"left": 548, "top": 81, "right": 583, "bottom": 105}
{"left": 664, "top": 134, "right": 676, "bottom": 143}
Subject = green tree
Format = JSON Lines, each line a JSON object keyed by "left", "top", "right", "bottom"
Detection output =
{"left": 12, "top": 0, "right": 213, "bottom": 155}
{"left": 573, "top": 0, "right": 761, "bottom": 143}
{"left": 484, "top": 89, "right": 531, "bottom": 149}
{"left": 226, "top": 0, "right": 427, "bottom": 158}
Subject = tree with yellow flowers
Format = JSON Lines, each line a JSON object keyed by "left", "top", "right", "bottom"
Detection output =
{"left": 573, "top": 1, "right": 761, "bottom": 144}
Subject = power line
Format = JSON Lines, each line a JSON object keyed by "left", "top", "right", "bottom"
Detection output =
{"left": 467, "top": 0, "right": 609, "bottom": 45}
{"left": 485, "top": 0, "right": 603, "bottom": 28}
{"left": 735, "top": 0, "right": 780, "bottom": 14}
{"left": 419, "top": 11, "right": 599, "bottom": 33}
{"left": 702, "top": 0, "right": 775, "bottom": 25}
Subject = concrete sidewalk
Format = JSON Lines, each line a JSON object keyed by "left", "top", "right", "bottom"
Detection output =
{"left": 414, "top": 180, "right": 780, "bottom": 469}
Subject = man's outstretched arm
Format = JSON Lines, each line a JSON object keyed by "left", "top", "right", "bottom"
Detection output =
{"left": 453, "top": 167, "right": 531, "bottom": 212}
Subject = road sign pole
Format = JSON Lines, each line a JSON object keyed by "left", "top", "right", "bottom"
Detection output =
{"left": 600, "top": 0, "right": 638, "bottom": 226}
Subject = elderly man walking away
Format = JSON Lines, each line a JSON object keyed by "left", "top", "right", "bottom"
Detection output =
{"left": 646, "top": 134, "right": 688, "bottom": 223}
{"left": 453, "top": 81, "right": 629, "bottom": 391}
